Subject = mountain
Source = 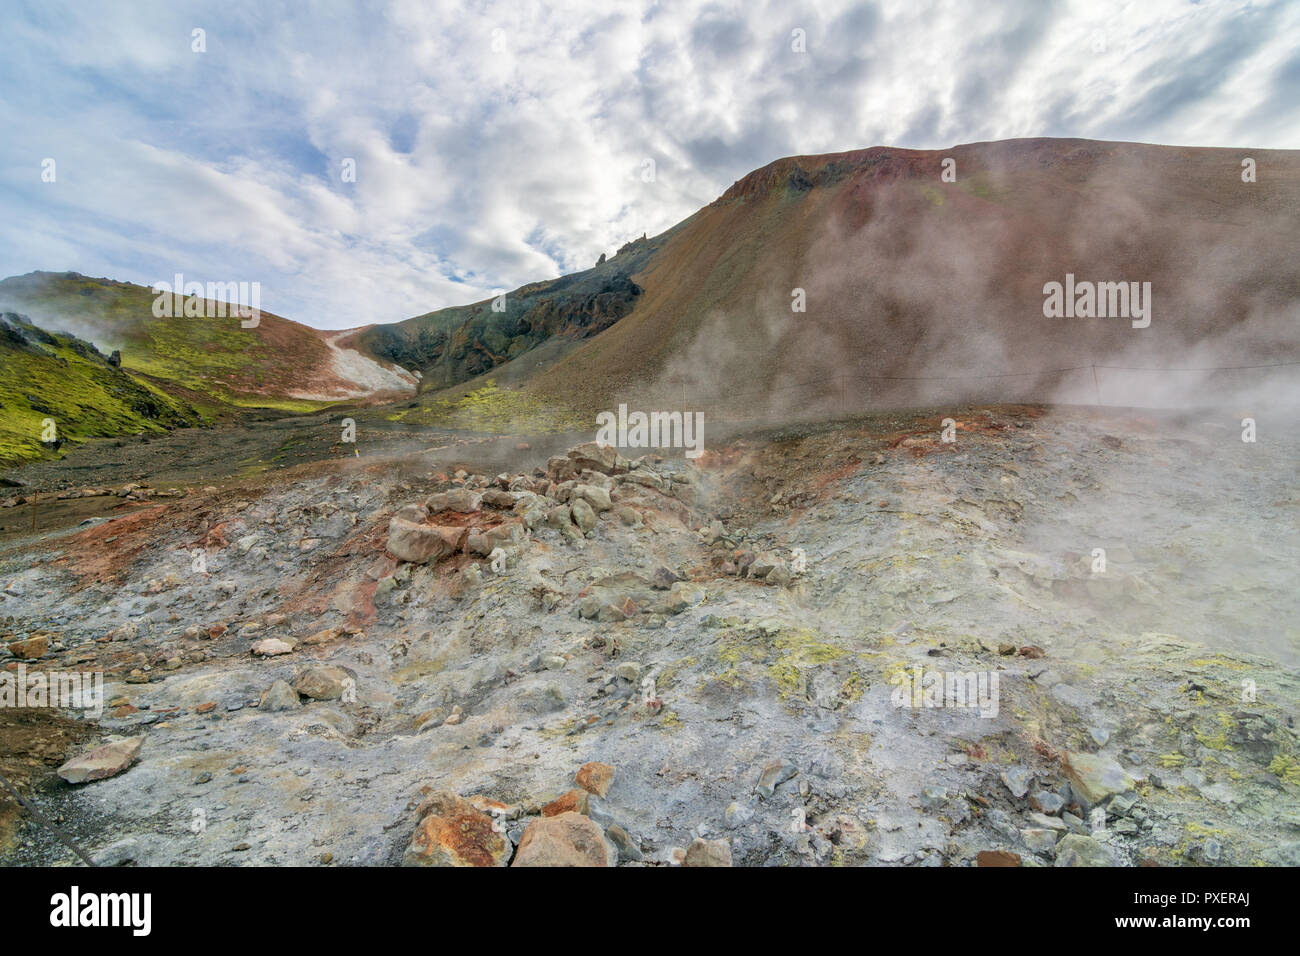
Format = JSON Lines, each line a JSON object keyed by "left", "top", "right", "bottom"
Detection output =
{"left": 0, "top": 272, "right": 417, "bottom": 414}
{"left": 5, "top": 138, "right": 1298, "bottom": 454}
{"left": 397, "top": 138, "right": 1300, "bottom": 423}
{"left": 0, "top": 312, "right": 203, "bottom": 467}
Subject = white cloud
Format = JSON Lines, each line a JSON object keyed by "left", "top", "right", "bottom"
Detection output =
{"left": 1, "top": 0, "right": 1296, "bottom": 329}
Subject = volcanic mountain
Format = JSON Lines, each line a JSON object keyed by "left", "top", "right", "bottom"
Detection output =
{"left": 4, "top": 137, "right": 1298, "bottom": 460}
{"left": 385, "top": 138, "right": 1300, "bottom": 426}
{"left": 0, "top": 272, "right": 417, "bottom": 414}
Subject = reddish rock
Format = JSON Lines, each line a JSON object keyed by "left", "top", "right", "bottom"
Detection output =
{"left": 403, "top": 791, "right": 509, "bottom": 867}
{"left": 7, "top": 636, "right": 48, "bottom": 659}
{"left": 512, "top": 811, "right": 611, "bottom": 867}
{"left": 575, "top": 761, "right": 615, "bottom": 798}
{"left": 57, "top": 736, "right": 144, "bottom": 784}
{"left": 542, "top": 789, "right": 591, "bottom": 817}
{"left": 195, "top": 701, "right": 217, "bottom": 714}
{"left": 977, "top": 849, "right": 1022, "bottom": 867}
{"left": 386, "top": 518, "right": 466, "bottom": 564}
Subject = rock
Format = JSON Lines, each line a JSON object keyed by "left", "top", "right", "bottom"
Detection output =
{"left": 766, "top": 566, "right": 792, "bottom": 587}
{"left": 386, "top": 517, "right": 466, "bottom": 563}
{"left": 542, "top": 789, "right": 590, "bottom": 816}
{"left": 403, "top": 792, "right": 510, "bottom": 867}
{"left": 570, "top": 498, "right": 598, "bottom": 533}
{"left": 292, "top": 666, "right": 352, "bottom": 701}
{"left": 57, "top": 736, "right": 145, "bottom": 784}
{"left": 481, "top": 488, "right": 517, "bottom": 509}
{"left": 541, "top": 654, "right": 566, "bottom": 670}
{"left": 1062, "top": 751, "right": 1135, "bottom": 807}
{"left": 725, "top": 802, "right": 754, "bottom": 829}
{"left": 1000, "top": 765, "right": 1033, "bottom": 799}
{"left": 575, "top": 761, "right": 615, "bottom": 798}
{"left": 756, "top": 758, "right": 798, "bottom": 798}
{"left": 615, "top": 506, "right": 642, "bottom": 527}
{"left": 567, "top": 442, "right": 623, "bottom": 475}
{"left": 571, "top": 484, "right": 612, "bottom": 513}
{"left": 7, "top": 636, "right": 48, "bottom": 659}
{"left": 250, "top": 638, "right": 294, "bottom": 657}
{"left": 606, "top": 824, "right": 641, "bottom": 862}
{"left": 1029, "top": 791, "right": 1064, "bottom": 815}
{"left": 513, "top": 811, "right": 611, "bottom": 867}
{"left": 976, "top": 849, "right": 1022, "bottom": 867}
{"left": 1028, "top": 812, "right": 1067, "bottom": 831}
{"left": 259, "top": 680, "right": 301, "bottom": 711}
{"left": 615, "top": 661, "right": 642, "bottom": 682}
{"left": 1054, "top": 833, "right": 1116, "bottom": 867}
{"left": 442, "top": 489, "right": 483, "bottom": 513}
{"left": 546, "top": 456, "right": 579, "bottom": 482}
{"left": 683, "top": 837, "right": 732, "bottom": 867}
{"left": 1021, "top": 828, "right": 1059, "bottom": 854}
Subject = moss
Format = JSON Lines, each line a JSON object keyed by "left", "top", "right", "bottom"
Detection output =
{"left": 1268, "top": 754, "right": 1300, "bottom": 786}
{"left": 1194, "top": 712, "right": 1236, "bottom": 752}
{"left": 402, "top": 380, "right": 584, "bottom": 434}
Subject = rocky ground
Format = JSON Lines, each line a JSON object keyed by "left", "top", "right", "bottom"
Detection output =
{"left": 1, "top": 403, "right": 1297, "bottom": 867}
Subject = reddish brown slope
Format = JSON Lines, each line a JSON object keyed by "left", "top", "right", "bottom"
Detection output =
{"left": 527, "top": 138, "right": 1300, "bottom": 418}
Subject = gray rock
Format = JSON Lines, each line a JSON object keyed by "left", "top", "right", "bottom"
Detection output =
{"left": 259, "top": 679, "right": 301, "bottom": 711}
{"left": 1054, "top": 833, "right": 1116, "bottom": 867}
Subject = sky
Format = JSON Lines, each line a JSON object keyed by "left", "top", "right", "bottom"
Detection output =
{"left": 1, "top": 0, "right": 1297, "bottom": 330}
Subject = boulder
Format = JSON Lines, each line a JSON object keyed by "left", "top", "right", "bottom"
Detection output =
{"left": 58, "top": 736, "right": 144, "bottom": 784}
{"left": 259, "top": 679, "right": 301, "bottom": 711}
{"left": 7, "top": 636, "right": 48, "bottom": 659}
{"left": 1054, "top": 833, "right": 1117, "bottom": 867}
{"left": 292, "top": 665, "right": 352, "bottom": 701}
{"left": 1063, "top": 751, "right": 1135, "bottom": 806}
{"left": 571, "top": 484, "right": 612, "bottom": 513}
{"left": 512, "top": 811, "right": 611, "bottom": 867}
{"left": 387, "top": 518, "right": 466, "bottom": 563}
{"left": 570, "top": 498, "right": 598, "bottom": 533}
{"left": 567, "top": 442, "right": 625, "bottom": 475}
{"left": 403, "top": 790, "right": 510, "bottom": 867}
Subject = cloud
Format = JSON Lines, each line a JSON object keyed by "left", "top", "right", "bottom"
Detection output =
{"left": 0, "top": 0, "right": 1296, "bottom": 330}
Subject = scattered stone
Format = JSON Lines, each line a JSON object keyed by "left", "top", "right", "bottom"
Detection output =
{"left": 259, "top": 680, "right": 301, "bottom": 711}
{"left": 575, "top": 762, "right": 615, "bottom": 798}
{"left": 1063, "top": 751, "right": 1135, "bottom": 807}
{"left": 513, "top": 811, "right": 611, "bottom": 867}
{"left": 606, "top": 824, "right": 642, "bottom": 862}
{"left": 683, "top": 837, "right": 732, "bottom": 867}
{"left": 1000, "top": 765, "right": 1033, "bottom": 799}
{"left": 756, "top": 758, "right": 798, "bottom": 798}
{"left": 250, "top": 638, "right": 294, "bottom": 657}
{"left": 292, "top": 666, "right": 352, "bottom": 701}
{"left": 1029, "top": 791, "right": 1064, "bottom": 815}
{"left": 542, "top": 789, "right": 590, "bottom": 817}
{"left": 57, "top": 736, "right": 145, "bottom": 784}
{"left": 1054, "top": 833, "right": 1116, "bottom": 867}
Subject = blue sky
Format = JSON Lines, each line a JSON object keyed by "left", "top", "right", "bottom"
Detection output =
{"left": 2, "top": 0, "right": 1297, "bottom": 329}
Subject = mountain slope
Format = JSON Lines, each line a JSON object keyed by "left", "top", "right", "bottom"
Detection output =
{"left": 502, "top": 138, "right": 1300, "bottom": 421}
{"left": 0, "top": 312, "right": 203, "bottom": 466}
{"left": 0, "top": 272, "right": 416, "bottom": 411}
